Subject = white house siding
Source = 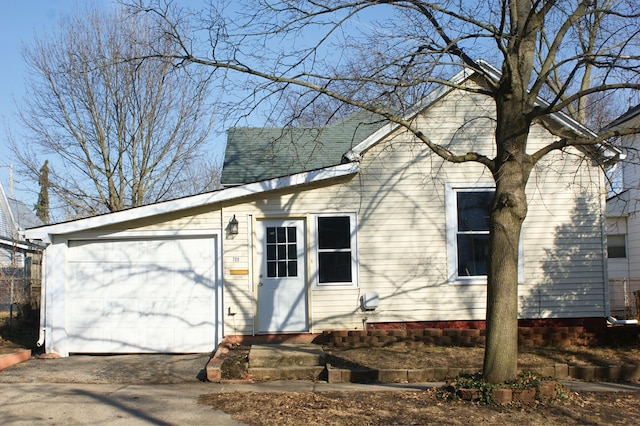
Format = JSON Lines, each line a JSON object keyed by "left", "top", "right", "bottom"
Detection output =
{"left": 607, "top": 121, "right": 640, "bottom": 316}
{"left": 617, "top": 131, "right": 640, "bottom": 281}
{"left": 519, "top": 135, "right": 607, "bottom": 320}
{"left": 220, "top": 178, "right": 365, "bottom": 334}
{"left": 217, "top": 86, "right": 608, "bottom": 333}
{"left": 347, "top": 90, "right": 604, "bottom": 325}
{"left": 39, "top": 85, "right": 607, "bottom": 346}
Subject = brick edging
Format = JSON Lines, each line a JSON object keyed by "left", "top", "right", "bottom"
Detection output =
{"left": 325, "top": 363, "right": 640, "bottom": 383}
{"left": 0, "top": 349, "right": 31, "bottom": 371}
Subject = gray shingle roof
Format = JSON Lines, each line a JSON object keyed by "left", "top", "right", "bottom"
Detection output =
{"left": 221, "top": 110, "right": 387, "bottom": 185}
{"left": 0, "top": 184, "right": 13, "bottom": 239}
{"left": 0, "top": 183, "right": 43, "bottom": 239}
{"left": 8, "top": 198, "right": 43, "bottom": 230}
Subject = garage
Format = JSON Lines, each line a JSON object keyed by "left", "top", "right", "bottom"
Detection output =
{"left": 64, "top": 235, "right": 219, "bottom": 354}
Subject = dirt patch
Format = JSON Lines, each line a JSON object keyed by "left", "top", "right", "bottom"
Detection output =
{"left": 199, "top": 389, "right": 640, "bottom": 425}
{"left": 216, "top": 342, "right": 640, "bottom": 379}
{"left": 0, "top": 339, "right": 26, "bottom": 356}
{"left": 325, "top": 343, "right": 640, "bottom": 370}
{"left": 220, "top": 344, "right": 250, "bottom": 380}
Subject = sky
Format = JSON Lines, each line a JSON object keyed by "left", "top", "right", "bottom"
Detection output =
{"left": 0, "top": 0, "right": 234, "bottom": 212}
{"left": 0, "top": 0, "right": 114, "bottom": 206}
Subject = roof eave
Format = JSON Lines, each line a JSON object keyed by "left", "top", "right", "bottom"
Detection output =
{"left": 25, "top": 162, "right": 360, "bottom": 242}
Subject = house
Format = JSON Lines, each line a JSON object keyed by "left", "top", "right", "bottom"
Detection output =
{"left": 606, "top": 105, "right": 640, "bottom": 319}
{"left": 26, "top": 65, "right": 614, "bottom": 357}
{"left": 0, "top": 182, "right": 43, "bottom": 315}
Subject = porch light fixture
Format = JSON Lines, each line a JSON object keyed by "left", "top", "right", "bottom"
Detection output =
{"left": 228, "top": 215, "right": 239, "bottom": 235}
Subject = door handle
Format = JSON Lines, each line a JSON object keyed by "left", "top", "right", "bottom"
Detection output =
{"left": 258, "top": 282, "right": 264, "bottom": 287}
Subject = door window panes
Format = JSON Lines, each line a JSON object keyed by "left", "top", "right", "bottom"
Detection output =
{"left": 266, "top": 226, "right": 298, "bottom": 277}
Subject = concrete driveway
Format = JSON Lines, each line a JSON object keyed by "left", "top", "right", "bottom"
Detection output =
{"left": 0, "top": 353, "right": 245, "bottom": 425}
{"left": 0, "top": 353, "right": 212, "bottom": 384}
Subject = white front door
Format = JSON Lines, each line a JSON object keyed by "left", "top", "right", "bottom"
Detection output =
{"left": 256, "top": 219, "right": 308, "bottom": 333}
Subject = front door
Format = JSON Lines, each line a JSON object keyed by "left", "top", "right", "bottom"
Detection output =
{"left": 256, "top": 219, "right": 308, "bottom": 333}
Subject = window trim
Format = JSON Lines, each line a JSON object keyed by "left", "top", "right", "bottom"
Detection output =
{"left": 310, "top": 212, "right": 359, "bottom": 289}
{"left": 445, "top": 184, "right": 523, "bottom": 285}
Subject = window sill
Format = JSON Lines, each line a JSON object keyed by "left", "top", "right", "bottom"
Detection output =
{"left": 448, "top": 277, "right": 487, "bottom": 285}
{"left": 312, "top": 284, "right": 358, "bottom": 290}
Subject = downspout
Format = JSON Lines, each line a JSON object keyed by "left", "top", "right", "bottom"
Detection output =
{"left": 248, "top": 214, "right": 255, "bottom": 336}
{"left": 36, "top": 244, "right": 48, "bottom": 348}
{"left": 600, "top": 176, "right": 612, "bottom": 321}
{"left": 607, "top": 315, "right": 638, "bottom": 325}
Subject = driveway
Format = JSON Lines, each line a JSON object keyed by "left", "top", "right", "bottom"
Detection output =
{"left": 0, "top": 353, "right": 212, "bottom": 384}
{"left": 0, "top": 353, "right": 246, "bottom": 425}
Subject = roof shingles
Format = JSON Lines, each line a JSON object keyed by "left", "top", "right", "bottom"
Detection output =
{"left": 221, "top": 111, "right": 387, "bottom": 185}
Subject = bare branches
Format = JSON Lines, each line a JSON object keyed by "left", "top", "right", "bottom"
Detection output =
{"left": 124, "top": 0, "right": 640, "bottom": 173}
{"left": 12, "top": 4, "right": 216, "bottom": 218}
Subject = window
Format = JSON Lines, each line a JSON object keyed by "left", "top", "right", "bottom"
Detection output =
{"left": 607, "top": 234, "right": 627, "bottom": 258}
{"left": 456, "top": 191, "right": 492, "bottom": 277}
{"left": 266, "top": 226, "right": 298, "bottom": 277}
{"left": 606, "top": 217, "right": 627, "bottom": 259}
{"left": 313, "top": 214, "right": 358, "bottom": 287}
{"left": 446, "top": 185, "right": 523, "bottom": 284}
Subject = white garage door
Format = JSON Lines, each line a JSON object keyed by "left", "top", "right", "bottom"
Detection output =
{"left": 66, "top": 236, "right": 217, "bottom": 353}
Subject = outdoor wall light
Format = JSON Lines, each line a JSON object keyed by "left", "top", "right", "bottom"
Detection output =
{"left": 228, "top": 215, "right": 239, "bottom": 235}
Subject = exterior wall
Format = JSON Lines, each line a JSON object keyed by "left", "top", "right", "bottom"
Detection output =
{"left": 220, "top": 87, "right": 607, "bottom": 334}
{"left": 607, "top": 122, "right": 640, "bottom": 316}
{"left": 35, "top": 85, "right": 609, "bottom": 345}
{"left": 220, "top": 178, "right": 364, "bottom": 335}
{"left": 40, "top": 208, "right": 225, "bottom": 356}
{"left": 351, "top": 89, "right": 606, "bottom": 325}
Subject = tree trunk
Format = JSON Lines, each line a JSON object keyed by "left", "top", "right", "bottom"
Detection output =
{"left": 483, "top": 95, "right": 534, "bottom": 384}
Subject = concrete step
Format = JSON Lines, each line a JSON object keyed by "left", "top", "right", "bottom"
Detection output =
{"left": 248, "top": 344, "right": 326, "bottom": 368}
{"left": 248, "top": 365, "right": 326, "bottom": 381}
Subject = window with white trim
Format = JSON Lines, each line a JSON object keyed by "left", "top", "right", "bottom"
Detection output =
{"left": 456, "top": 190, "right": 492, "bottom": 277}
{"left": 446, "top": 185, "right": 493, "bottom": 283}
{"left": 313, "top": 213, "right": 358, "bottom": 288}
{"left": 446, "top": 185, "right": 524, "bottom": 284}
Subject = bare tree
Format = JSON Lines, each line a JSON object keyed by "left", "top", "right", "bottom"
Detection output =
{"left": 11, "top": 4, "right": 216, "bottom": 218}
{"left": 130, "top": 0, "right": 640, "bottom": 383}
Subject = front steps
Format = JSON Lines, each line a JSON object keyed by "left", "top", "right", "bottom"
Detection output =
{"left": 247, "top": 344, "right": 326, "bottom": 381}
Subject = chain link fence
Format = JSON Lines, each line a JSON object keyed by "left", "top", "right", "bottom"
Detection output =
{"left": 0, "top": 254, "right": 41, "bottom": 327}
{"left": 609, "top": 279, "right": 640, "bottom": 320}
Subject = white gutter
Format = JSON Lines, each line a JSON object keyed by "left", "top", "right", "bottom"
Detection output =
{"left": 25, "top": 162, "right": 359, "bottom": 242}
{"left": 0, "top": 237, "right": 41, "bottom": 251}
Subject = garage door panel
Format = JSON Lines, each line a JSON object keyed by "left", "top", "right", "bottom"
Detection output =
{"left": 66, "top": 236, "right": 217, "bottom": 354}
{"left": 174, "top": 297, "right": 213, "bottom": 324}
{"left": 68, "top": 298, "right": 106, "bottom": 324}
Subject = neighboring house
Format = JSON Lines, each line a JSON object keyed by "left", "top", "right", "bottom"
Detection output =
{"left": 0, "top": 182, "right": 43, "bottom": 313}
{"left": 606, "top": 105, "right": 640, "bottom": 318}
{"left": 26, "top": 65, "right": 615, "bottom": 357}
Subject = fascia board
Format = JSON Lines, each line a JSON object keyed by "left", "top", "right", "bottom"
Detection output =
{"left": 25, "top": 162, "right": 359, "bottom": 241}
{"left": 0, "top": 238, "right": 35, "bottom": 251}
{"left": 607, "top": 105, "right": 640, "bottom": 130}
{"left": 348, "top": 59, "right": 618, "bottom": 160}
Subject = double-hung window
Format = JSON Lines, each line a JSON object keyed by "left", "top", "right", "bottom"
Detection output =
{"left": 446, "top": 185, "right": 494, "bottom": 283}
{"left": 313, "top": 213, "right": 358, "bottom": 288}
